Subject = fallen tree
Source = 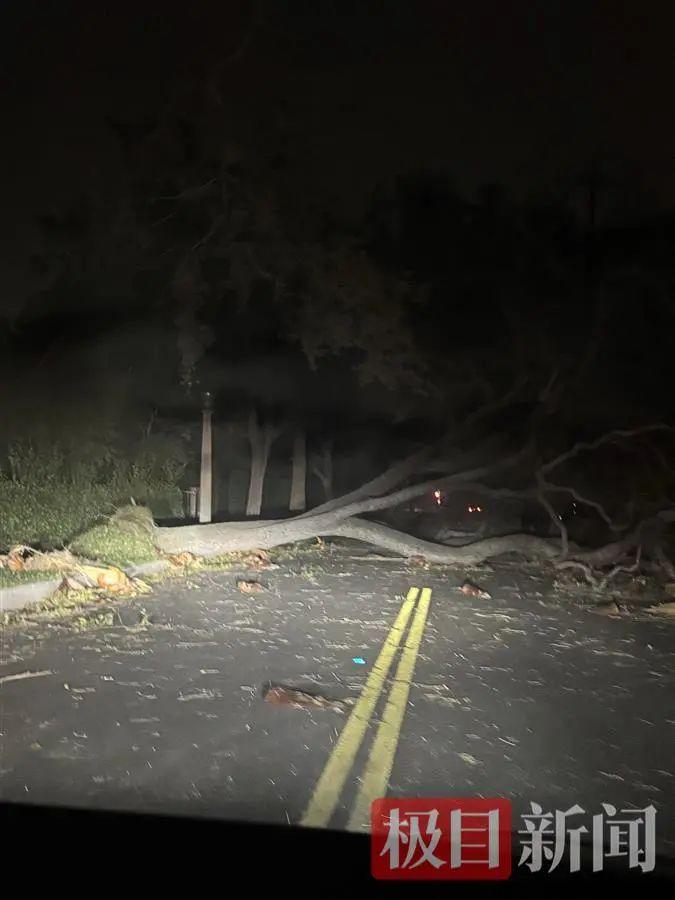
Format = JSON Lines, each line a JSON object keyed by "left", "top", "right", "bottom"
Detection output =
{"left": 155, "top": 441, "right": 557, "bottom": 561}
{"left": 155, "top": 514, "right": 559, "bottom": 563}
{"left": 153, "top": 417, "right": 674, "bottom": 577}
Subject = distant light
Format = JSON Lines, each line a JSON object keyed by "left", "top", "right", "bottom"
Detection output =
{"left": 433, "top": 489, "right": 442, "bottom": 505}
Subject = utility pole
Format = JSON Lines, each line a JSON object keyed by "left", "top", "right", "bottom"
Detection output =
{"left": 199, "top": 391, "right": 213, "bottom": 523}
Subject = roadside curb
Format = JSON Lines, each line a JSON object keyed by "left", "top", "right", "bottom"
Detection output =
{"left": 124, "top": 560, "right": 172, "bottom": 578}
{"left": 0, "top": 578, "right": 64, "bottom": 613}
{"left": 1, "top": 559, "right": 172, "bottom": 614}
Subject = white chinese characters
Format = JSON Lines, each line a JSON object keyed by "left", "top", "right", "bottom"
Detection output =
{"left": 381, "top": 807, "right": 444, "bottom": 870}
{"left": 518, "top": 801, "right": 657, "bottom": 874}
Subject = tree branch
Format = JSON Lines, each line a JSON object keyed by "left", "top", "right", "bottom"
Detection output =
{"left": 555, "top": 559, "right": 599, "bottom": 587}
{"left": 318, "top": 444, "right": 532, "bottom": 523}
{"left": 536, "top": 472, "right": 569, "bottom": 558}
{"left": 191, "top": 214, "right": 226, "bottom": 251}
{"left": 598, "top": 545, "right": 642, "bottom": 590}
{"left": 541, "top": 424, "right": 672, "bottom": 475}
{"left": 541, "top": 481, "right": 631, "bottom": 532}
{"left": 654, "top": 544, "right": 675, "bottom": 580}
{"left": 461, "top": 374, "right": 528, "bottom": 433}
{"left": 299, "top": 443, "right": 435, "bottom": 517}
{"left": 155, "top": 178, "right": 219, "bottom": 202}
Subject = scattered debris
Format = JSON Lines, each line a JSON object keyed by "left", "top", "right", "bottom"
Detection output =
{"left": 646, "top": 601, "right": 675, "bottom": 617}
{"left": 89, "top": 565, "right": 149, "bottom": 594}
{"left": 58, "top": 574, "right": 88, "bottom": 593}
{"left": 168, "top": 551, "right": 201, "bottom": 568}
{"left": 50, "top": 564, "right": 151, "bottom": 599}
{"left": 458, "top": 580, "right": 492, "bottom": 600}
{"left": 458, "top": 753, "right": 481, "bottom": 766}
{"left": 0, "top": 545, "right": 34, "bottom": 571}
{"left": 664, "top": 584, "right": 675, "bottom": 598}
{"left": 207, "top": 548, "right": 279, "bottom": 571}
{"left": 408, "top": 554, "right": 427, "bottom": 567}
{"left": 0, "top": 669, "right": 54, "bottom": 686}
{"left": 178, "top": 689, "right": 221, "bottom": 702}
{"left": 69, "top": 611, "right": 116, "bottom": 630}
{"left": 352, "top": 656, "right": 366, "bottom": 665}
{"left": 0, "top": 546, "right": 77, "bottom": 573}
{"left": 262, "top": 682, "right": 355, "bottom": 714}
{"left": 554, "top": 560, "right": 599, "bottom": 588}
{"left": 590, "top": 600, "right": 625, "bottom": 617}
{"left": 344, "top": 554, "right": 401, "bottom": 562}
{"left": 240, "top": 548, "right": 278, "bottom": 570}
{"left": 236, "top": 579, "right": 265, "bottom": 594}
{"left": 80, "top": 564, "right": 131, "bottom": 591}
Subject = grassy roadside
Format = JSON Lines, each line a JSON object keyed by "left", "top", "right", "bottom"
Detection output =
{"left": 69, "top": 522, "right": 160, "bottom": 568}
{"left": 1, "top": 505, "right": 161, "bottom": 588}
{"left": 0, "top": 568, "right": 58, "bottom": 588}
{"left": 1, "top": 522, "right": 332, "bottom": 596}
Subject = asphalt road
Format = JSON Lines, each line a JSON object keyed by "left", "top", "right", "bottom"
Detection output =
{"left": 1, "top": 543, "right": 673, "bottom": 859}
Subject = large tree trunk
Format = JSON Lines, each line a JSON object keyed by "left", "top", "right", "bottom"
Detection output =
{"left": 157, "top": 443, "right": 545, "bottom": 560}
{"left": 571, "top": 508, "right": 675, "bottom": 568}
{"left": 155, "top": 420, "right": 673, "bottom": 571}
{"left": 294, "top": 380, "right": 529, "bottom": 519}
{"left": 299, "top": 443, "right": 433, "bottom": 517}
{"left": 246, "top": 447, "right": 267, "bottom": 517}
{"left": 155, "top": 513, "right": 557, "bottom": 563}
{"left": 289, "top": 428, "right": 307, "bottom": 512}
{"left": 245, "top": 410, "right": 281, "bottom": 517}
{"left": 311, "top": 438, "right": 333, "bottom": 501}
{"left": 225, "top": 423, "right": 240, "bottom": 516}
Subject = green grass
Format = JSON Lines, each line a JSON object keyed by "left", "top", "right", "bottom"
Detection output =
{"left": 0, "top": 480, "right": 181, "bottom": 552}
{"left": 0, "top": 568, "right": 58, "bottom": 588}
{"left": 69, "top": 522, "right": 160, "bottom": 568}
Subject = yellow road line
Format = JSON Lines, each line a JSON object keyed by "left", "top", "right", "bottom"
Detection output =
{"left": 347, "top": 586, "right": 432, "bottom": 831}
{"left": 300, "top": 587, "right": 420, "bottom": 829}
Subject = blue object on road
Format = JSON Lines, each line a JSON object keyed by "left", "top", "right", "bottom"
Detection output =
{"left": 352, "top": 657, "right": 366, "bottom": 665}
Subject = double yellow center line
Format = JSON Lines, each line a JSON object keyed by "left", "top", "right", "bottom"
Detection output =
{"left": 301, "top": 586, "right": 432, "bottom": 831}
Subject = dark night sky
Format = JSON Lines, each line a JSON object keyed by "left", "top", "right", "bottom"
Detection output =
{"left": 2, "top": 0, "right": 675, "bottom": 427}
{"left": 2, "top": 0, "right": 675, "bottom": 253}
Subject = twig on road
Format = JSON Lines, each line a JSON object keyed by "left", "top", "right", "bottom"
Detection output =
{"left": 0, "top": 669, "right": 54, "bottom": 686}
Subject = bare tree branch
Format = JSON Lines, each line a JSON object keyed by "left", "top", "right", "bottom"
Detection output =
{"left": 441, "top": 483, "right": 536, "bottom": 501}
{"left": 567, "top": 506, "right": 675, "bottom": 569}
{"left": 541, "top": 424, "right": 672, "bottom": 475}
{"left": 299, "top": 443, "right": 436, "bottom": 517}
{"left": 155, "top": 178, "right": 219, "bottom": 202}
{"left": 599, "top": 545, "right": 642, "bottom": 590}
{"left": 536, "top": 472, "right": 568, "bottom": 558}
{"left": 538, "top": 368, "right": 560, "bottom": 403}
{"left": 315, "top": 377, "right": 531, "bottom": 517}
{"left": 461, "top": 374, "right": 528, "bottom": 433}
{"left": 323, "top": 445, "right": 532, "bottom": 523}
{"left": 310, "top": 439, "right": 333, "bottom": 500}
{"left": 541, "top": 481, "right": 631, "bottom": 531}
{"left": 191, "top": 214, "right": 226, "bottom": 252}
{"left": 555, "top": 559, "right": 599, "bottom": 587}
{"left": 654, "top": 544, "right": 675, "bottom": 580}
